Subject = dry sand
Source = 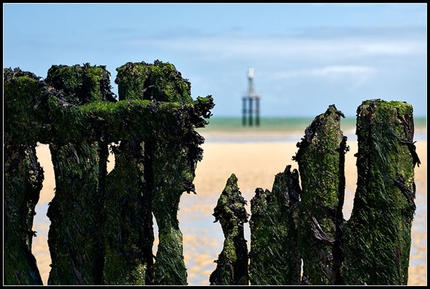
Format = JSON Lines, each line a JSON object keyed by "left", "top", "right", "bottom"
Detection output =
{"left": 32, "top": 140, "right": 427, "bottom": 285}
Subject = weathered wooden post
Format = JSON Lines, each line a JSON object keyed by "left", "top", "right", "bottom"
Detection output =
{"left": 293, "top": 104, "right": 347, "bottom": 284}
{"left": 248, "top": 165, "right": 302, "bottom": 285}
{"left": 102, "top": 138, "right": 152, "bottom": 285}
{"left": 6, "top": 59, "right": 419, "bottom": 286}
{"left": 342, "top": 99, "right": 419, "bottom": 285}
{"left": 4, "top": 61, "right": 214, "bottom": 285}
{"left": 44, "top": 63, "right": 114, "bottom": 284}
{"left": 4, "top": 68, "right": 45, "bottom": 285}
{"left": 113, "top": 61, "right": 200, "bottom": 285}
{"left": 210, "top": 173, "right": 249, "bottom": 285}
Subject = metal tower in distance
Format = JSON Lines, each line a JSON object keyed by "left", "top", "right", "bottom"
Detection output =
{"left": 242, "top": 67, "right": 260, "bottom": 126}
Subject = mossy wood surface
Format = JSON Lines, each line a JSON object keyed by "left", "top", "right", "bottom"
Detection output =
{"left": 209, "top": 174, "right": 249, "bottom": 285}
{"left": 248, "top": 165, "right": 301, "bottom": 285}
{"left": 4, "top": 69, "right": 49, "bottom": 285}
{"left": 214, "top": 101, "right": 418, "bottom": 285}
{"left": 5, "top": 63, "right": 418, "bottom": 285}
{"left": 4, "top": 61, "right": 214, "bottom": 285}
{"left": 293, "top": 104, "right": 346, "bottom": 284}
{"left": 342, "top": 100, "right": 418, "bottom": 285}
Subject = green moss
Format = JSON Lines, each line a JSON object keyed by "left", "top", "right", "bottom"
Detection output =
{"left": 4, "top": 61, "right": 213, "bottom": 285}
{"left": 360, "top": 99, "right": 413, "bottom": 116}
{"left": 103, "top": 140, "right": 153, "bottom": 285}
{"left": 293, "top": 104, "right": 345, "bottom": 285}
{"left": 343, "top": 99, "right": 416, "bottom": 285}
{"left": 45, "top": 63, "right": 112, "bottom": 104}
{"left": 249, "top": 165, "right": 302, "bottom": 285}
{"left": 4, "top": 143, "right": 44, "bottom": 284}
{"left": 210, "top": 174, "right": 249, "bottom": 285}
{"left": 4, "top": 68, "right": 45, "bottom": 285}
{"left": 47, "top": 141, "right": 104, "bottom": 285}
{"left": 115, "top": 60, "right": 192, "bottom": 102}
{"left": 4, "top": 68, "right": 47, "bottom": 144}
{"left": 249, "top": 188, "right": 293, "bottom": 284}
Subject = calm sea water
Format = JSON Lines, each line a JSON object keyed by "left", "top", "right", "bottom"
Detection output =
{"left": 197, "top": 116, "right": 427, "bottom": 143}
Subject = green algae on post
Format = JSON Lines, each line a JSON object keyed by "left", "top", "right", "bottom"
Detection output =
{"left": 115, "top": 60, "right": 192, "bottom": 103}
{"left": 249, "top": 165, "right": 302, "bottom": 285}
{"left": 5, "top": 61, "right": 419, "bottom": 285}
{"left": 114, "top": 60, "right": 211, "bottom": 285}
{"left": 44, "top": 64, "right": 114, "bottom": 285}
{"left": 210, "top": 173, "right": 249, "bottom": 285}
{"left": 342, "top": 99, "right": 418, "bottom": 285}
{"left": 4, "top": 61, "right": 214, "bottom": 285}
{"left": 293, "top": 104, "right": 346, "bottom": 285}
{"left": 4, "top": 68, "right": 46, "bottom": 285}
{"left": 103, "top": 139, "right": 153, "bottom": 285}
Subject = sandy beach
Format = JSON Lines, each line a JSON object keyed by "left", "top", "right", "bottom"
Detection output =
{"left": 32, "top": 139, "right": 427, "bottom": 285}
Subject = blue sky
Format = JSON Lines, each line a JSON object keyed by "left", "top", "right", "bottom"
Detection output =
{"left": 3, "top": 3, "right": 427, "bottom": 118}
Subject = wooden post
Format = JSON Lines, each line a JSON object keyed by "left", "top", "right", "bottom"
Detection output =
{"left": 342, "top": 99, "right": 419, "bottom": 285}
{"left": 293, "top": 104, "right": 346, "bottom": 284}
{"left": 4, "top": 69, "right": 46, "bottom": 285}
{"left": 249, "top": 165, "right": 302, "bottom": 285}
{"left": 44, "top": 64, "right": 112, "bottom": 284}
{"left": 113, "top": 61, "right": 203, "bottom": 285}
{"left": 102, "top": 138, "right": 153, "bottom": 285}
{"left": 210, "top": 173, "right": 249, "bottom": 285}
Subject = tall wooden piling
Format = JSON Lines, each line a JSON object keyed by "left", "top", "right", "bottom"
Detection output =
{"left": 103, "top": 139, "right": 153, "bottom": 285}
{"left": 4, "top": 69, "right": 47, "bottom": 285}
{"left": 293, "top": 104, "right": 346, "bottom": 284}
{"left": 44, "top": 64, "right": 113, "bottom": 284}
{"left": 342, "top": 99, "right": 418, "bottom": 285}
{"left": 114, "top": 60, "right": 196, "bottom": 285}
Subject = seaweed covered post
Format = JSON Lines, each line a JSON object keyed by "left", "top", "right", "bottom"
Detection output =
{"left": 101, "top": 61, "right": 160, "bottom": 285}
{"left": 248, "top": 165, "right": 302, "bottom": 285}
{"left": 4, "top": 68, "right": 46, "bottom": 285}
{"left": 102, "top": 139, "right": 153, "bottom": 285}
{"left": 4, "top": 61, "right": 214, "bottom": 285}
{"left": 113, "top": 60, "right": 213, "bottom": 285}
{"left": 133, "top": 61, "right": 194, "bottom": 285}
{"left": 342, "top": 99, "right": 419, "bottom": 285}
{"left": 44, "top": 64, "right": 115, "bottom": 284}
{"left": 210, "top": 174, "right": 249, "bottom": 285}
{"left": 115, "top": 61, "right": 191, "bottom": 285}
{"left": 293, "top": 104, "right": 347, "bottom": 285}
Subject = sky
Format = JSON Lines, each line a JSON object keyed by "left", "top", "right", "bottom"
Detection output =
{"left": 3, "top": 3, "right": 427, "bottom": 118}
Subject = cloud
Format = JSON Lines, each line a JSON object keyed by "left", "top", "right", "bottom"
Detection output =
{"left": 124, "top": 27, "right": 426, "bottom": 64}
{"left": 273, "top": 65, "right": 375, "bottom": 79}
{"left": 268, "top": 65, "right": 377, "bottom": 96}
{"left": 313, "top": 65, "right": 377, "bottom": 93}
{"left": 310, "top": 65, "right": 375, "bottom": 76}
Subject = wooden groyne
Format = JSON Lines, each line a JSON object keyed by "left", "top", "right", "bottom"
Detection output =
{"left": 4, "top": 61, "right": 214, "bottom": 285}
{"left": 211, "top": 101, "right": 419, "bottom": 285}
{"left": 4, "top": 61, "right": 419, "bottom": 285}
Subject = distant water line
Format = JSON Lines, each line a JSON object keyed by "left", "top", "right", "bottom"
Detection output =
{"left": 197, "top": 116, "right": 426, "bottom": 143}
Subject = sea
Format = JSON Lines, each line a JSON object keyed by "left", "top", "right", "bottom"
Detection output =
{"left": 196, "top": 116, "right": 427, "bottom": 143}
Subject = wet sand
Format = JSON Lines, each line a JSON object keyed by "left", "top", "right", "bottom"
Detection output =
{"left": 32, "top": 140, "right": 427, "bottom": 285}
